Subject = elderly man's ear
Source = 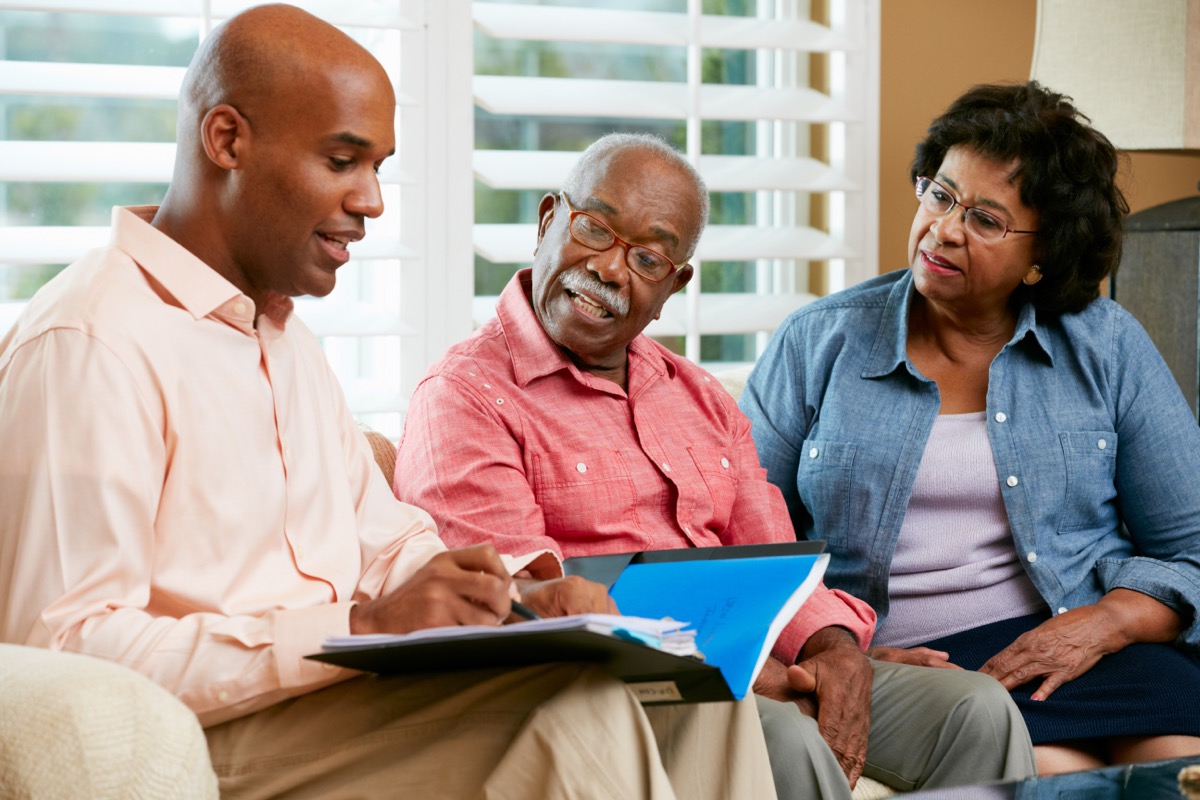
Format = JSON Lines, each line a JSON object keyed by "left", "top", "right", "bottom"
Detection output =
{"left": 653, "top": 263, "right": 693, "bottom": 320}
{"left": 533, "top": 192, "right": 558, "bottom": 255}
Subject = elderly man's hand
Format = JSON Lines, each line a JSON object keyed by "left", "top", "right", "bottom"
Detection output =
{"left": 795, "top": 627, "right": 874, "bottom": 788}
{"left": 515, "top": 575, "right": 618, "bottom": 619}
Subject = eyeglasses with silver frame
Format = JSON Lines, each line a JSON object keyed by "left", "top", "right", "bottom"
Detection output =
{"left": 915, "top": 176, "right": 1038, "bottom": 243}
{"left": 558, "top": 192, "right": 685, "bottom": 283}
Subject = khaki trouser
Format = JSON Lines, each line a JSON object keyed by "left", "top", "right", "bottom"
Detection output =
{"left": 205, "top": 664, "right": 777, "bottom": 800}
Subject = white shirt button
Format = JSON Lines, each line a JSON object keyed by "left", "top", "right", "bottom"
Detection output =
{"left": 496, "top": 398, "right": 504, "bottom": 405}
{"left": 703, "top": 376, "right": 712, "bottom": 382}
{"left": 1057, "top": 607, "right": 1068, "bottom": 615}
{"left": 1027, "top": 552, "right": 1038, "bottom": 563}
{"left": 323, "top": 662, "right": 337, "bottom": 671}
{"left": 1097, "top": 439, "right": 1107, "bottom": 450}
{"left": 232, "top": 302, "right": 247, "bottom": 316}
{"left": 576, "top": 462, "right": 587, "bottom": 474}
{"left": 994, "top": 412, "right": 1007, "bottom": 423}
{"left": 662, "top": 463, "right": 671, "bottom": 472}
{"left": 720, "top": 457, "right": 730, "bottom": 469}
{"left": 808, "top": 447, "right": 819, "bottom": 459}
{"left": 1006, "top": 475, "right": 1019, "bottom": 487}
{"left": 217, "top": 690, "right": 229, "bottom": 702}
{"left": 483, "top": 384, "right": 492, "bottom": 389}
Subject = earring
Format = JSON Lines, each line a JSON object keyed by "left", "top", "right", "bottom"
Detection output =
{"left": 1022, "top": 265, "right": 1043, "bottom": 286}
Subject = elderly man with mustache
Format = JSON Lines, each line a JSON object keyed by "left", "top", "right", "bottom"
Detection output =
{"left": 395, "top": 132, "right": 1035, "bottom": 800}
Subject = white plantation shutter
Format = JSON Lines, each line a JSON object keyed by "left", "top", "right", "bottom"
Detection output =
{"left": 0, "top": 0, "right": 472, "bottom": 439}
{"left": 472, "top": 0, "right": 879, "bottom": 367}
{"left": 1, "top": 0, "right": 881, "bottom": 434}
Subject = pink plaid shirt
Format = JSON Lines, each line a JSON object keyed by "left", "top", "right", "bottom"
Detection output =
{"left": 396, "top": 270, "right": 875, "bottom": 661}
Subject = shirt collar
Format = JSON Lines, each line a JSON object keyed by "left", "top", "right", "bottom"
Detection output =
{"left": 110, "top": 206, "right": 293, "bottom": 332}
{"left": 497, "top": 269, "right": 675, "bottom": 389}
{"left": 862, "top": 269, "right": 1053, "bottom": 379}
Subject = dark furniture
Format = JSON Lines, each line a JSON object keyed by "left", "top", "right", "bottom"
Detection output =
{"left": 1109, "top": 195, "right": 1200, "bottom": 421}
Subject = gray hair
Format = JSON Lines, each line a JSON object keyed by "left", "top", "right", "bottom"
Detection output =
{"left": 562, "top": 133, "right": 710, "bottom": 259}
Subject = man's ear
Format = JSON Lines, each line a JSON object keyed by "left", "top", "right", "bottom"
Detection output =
{"left": 670, "top": 263, "right": 694, "bottom": 295}
{"left": 200, "top": 104, "right": 248, "bottom": 170}
{"left": 535, "top": 193, "right": 559, "bottom": 250}
{"left": 653, "top": 264, "right": 694, "bottom": 321}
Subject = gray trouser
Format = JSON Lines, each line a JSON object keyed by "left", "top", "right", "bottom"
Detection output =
{"left": 756, "top": 659, "right": 1036, "bottom": 800}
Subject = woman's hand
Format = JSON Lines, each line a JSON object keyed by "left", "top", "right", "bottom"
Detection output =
{"left": 980, "top": 589, "right": 1184, "bottom": 700}
{"left": 868, "top": 645, "right": 961, "bottom": 669}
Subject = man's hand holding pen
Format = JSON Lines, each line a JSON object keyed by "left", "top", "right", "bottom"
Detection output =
{"left": 348, "top": 544, "right": 618, "bottom": 635}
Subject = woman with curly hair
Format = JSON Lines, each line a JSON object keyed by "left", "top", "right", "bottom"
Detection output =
{"left": 741, "top": 81, "right": 1200, "bottom": 775}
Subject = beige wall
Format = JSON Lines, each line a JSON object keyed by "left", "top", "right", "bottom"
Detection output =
{"left": 878, "top": 0, "right": 1200, "bottom": 273}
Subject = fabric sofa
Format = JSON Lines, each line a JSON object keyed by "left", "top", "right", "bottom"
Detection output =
{"left": 0, "top": 644, "right": 217, "bottom": 799}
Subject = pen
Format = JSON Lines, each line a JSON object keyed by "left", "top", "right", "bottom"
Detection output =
{"left": 510, "top": 601, "right": 542, "bottom": 621}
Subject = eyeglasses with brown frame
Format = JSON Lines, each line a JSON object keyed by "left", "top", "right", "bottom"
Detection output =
{"left": 558, "top": 192, "right": 686, "bottom": 283}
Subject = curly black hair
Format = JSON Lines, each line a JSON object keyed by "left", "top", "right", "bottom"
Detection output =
{"left": 911, "top": 81, "right": 1129, "bottom": 315}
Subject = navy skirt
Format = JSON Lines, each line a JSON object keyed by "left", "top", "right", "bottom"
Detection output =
{"left": 918, "top": 614, "right": 1200, "bottom": 744}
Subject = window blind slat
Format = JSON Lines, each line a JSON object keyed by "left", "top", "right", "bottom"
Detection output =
{"left": 7, "top": 0, "right": 418, "bottom": 29}
{"left": 0, "top": 60, "right": 184, "bottom": 99}
{"left": 474, "top": 75, "right": 853, "bottom": 123}
{"left": 473, "top": 4, "right": 854, "bottom": 52}
{"left": 293, "top": 300, "right": 416, "bottom": 338}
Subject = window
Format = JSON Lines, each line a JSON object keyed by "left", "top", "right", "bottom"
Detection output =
{"left": 472, "top": 0, "right": 879, "bottom": 369}
{"left": 0, "top": 0, "right": 879, "bottom": 438}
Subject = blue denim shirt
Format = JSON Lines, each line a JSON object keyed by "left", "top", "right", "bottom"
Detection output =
{"left": 741, "top": 269, "right": 1200, "bottom": 649}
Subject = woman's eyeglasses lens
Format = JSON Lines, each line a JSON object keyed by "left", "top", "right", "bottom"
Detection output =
{"left": 915, "top": 177, "right": 1012, "bottom": 243}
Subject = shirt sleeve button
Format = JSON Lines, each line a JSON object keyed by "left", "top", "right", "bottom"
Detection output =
{"left": 576, "top": 462, "right": 587, "bottom": 474}
{"left": 1057, "top": 607, "right": 1068, "bottom": 615}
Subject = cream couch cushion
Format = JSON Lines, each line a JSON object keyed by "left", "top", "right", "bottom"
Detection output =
{"left": 0, "top": 645, "right": 217, "bottom": 800}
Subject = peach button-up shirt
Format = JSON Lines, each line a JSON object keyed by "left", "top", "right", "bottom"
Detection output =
{"left": 0, "top": 207, "right": 537, "bottom": 727}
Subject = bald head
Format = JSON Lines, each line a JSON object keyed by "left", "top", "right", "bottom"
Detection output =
{"left": 178, "top": 4, "right": 388, "bottom": 145}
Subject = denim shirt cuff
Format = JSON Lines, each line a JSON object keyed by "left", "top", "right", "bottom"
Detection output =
{"left": 1097, "top": 556, "right": 1200, "bottom": 649}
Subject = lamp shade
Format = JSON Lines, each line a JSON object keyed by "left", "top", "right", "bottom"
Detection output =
{"left": 1030, "top": 0, "right": 1200, "bottom": 150}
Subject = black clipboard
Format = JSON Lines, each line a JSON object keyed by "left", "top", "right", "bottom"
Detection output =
{"left": 562, "top": 540, "right": 826, "bottom": 590}
{"left": 307, "top": 626, "right": 732, "bottom": 704}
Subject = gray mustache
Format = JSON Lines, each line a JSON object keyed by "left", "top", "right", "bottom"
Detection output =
{"left": 559, "top": 269, "right": 629, "bottom": 316}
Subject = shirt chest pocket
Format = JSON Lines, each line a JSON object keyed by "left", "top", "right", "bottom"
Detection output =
{"left": 796, "top": 440, "right": 857, "bottom": 546}
{"left": 686, "top": 446, "right": 737, "bottom": 533}
{"left": 1057, "top": 431, "right": 1118, "bottom": 534}
{"left": 531, "top": 449, "right": 639, "bottom": 534}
